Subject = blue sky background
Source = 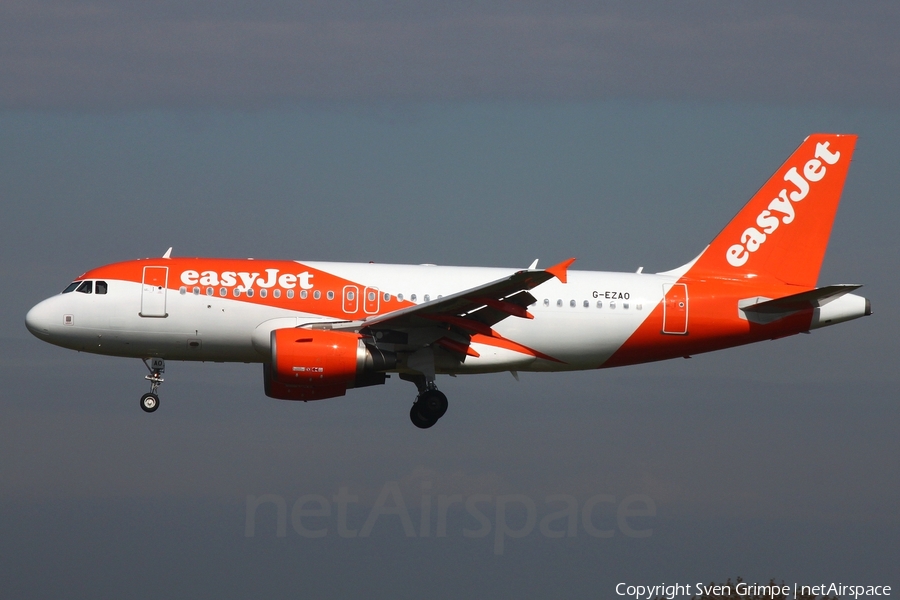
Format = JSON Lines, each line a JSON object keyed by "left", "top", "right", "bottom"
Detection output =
{"left": 1, "top": 2, "right": 898, "bottom": 598}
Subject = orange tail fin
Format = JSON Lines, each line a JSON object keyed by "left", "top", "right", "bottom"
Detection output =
{"left": 685, "top": 134, "right": 857, "bottom": 287}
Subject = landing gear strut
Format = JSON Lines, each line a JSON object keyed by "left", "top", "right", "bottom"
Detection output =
{"left": 140, "top": 358, "right": 165, "bottom": 413}
{"left": 403, "top": 375, "right": 448, "bottom": 429}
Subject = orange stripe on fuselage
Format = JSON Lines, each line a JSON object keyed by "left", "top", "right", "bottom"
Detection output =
{"left": 80, "top": 258, "right": 416, "bottom": 320}
{"left": 603, "top": 278, "right": 814, "bottom": 368}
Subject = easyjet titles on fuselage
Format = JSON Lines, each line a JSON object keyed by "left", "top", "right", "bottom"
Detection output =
{"left": 180, "top": 268, "right": 315, "bottom": 291}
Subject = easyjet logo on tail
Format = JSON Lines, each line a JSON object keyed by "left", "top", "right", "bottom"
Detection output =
{"left": 726, "top": 142, "right": 842, "bottom": 268}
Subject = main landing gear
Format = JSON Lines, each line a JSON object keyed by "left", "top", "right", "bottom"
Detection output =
{"left": 403, "top": 374, "right": 448, "bottom": 429}
{"left": 140, "top": 358, "right": 165, "bottom": 413}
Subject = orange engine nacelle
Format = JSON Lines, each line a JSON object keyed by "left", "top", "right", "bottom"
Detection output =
{"left": 264, "top": 328, "right": 395, "bottom": 401}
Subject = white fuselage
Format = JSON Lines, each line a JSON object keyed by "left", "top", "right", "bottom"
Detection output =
{"left": 26, "top": 262, "right": 667, "bottom": 373}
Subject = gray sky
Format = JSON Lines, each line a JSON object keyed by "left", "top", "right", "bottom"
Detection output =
{"left": 1, "top": 2, "right": 898, "bottom": 598}
{"left": 2, "top": 2, "right": 900, "bottom": 109}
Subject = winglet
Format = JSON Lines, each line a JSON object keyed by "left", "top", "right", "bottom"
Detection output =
{"left": 162, "top": 247, "right": 173, "bottom": 259}
{"left": 545, "top": 258, "right": 576, "bottom": 284}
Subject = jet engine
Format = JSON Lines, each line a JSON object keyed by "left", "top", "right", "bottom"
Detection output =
{"left": 263, "top": 328, "right": 396, "bottom": 401}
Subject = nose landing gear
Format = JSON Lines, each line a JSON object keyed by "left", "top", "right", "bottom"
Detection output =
{"left": 140, "top": 392, "right": 159, "bottom": 412}
{"left": 140, "top": 358, "right": 164, "bottom": 413}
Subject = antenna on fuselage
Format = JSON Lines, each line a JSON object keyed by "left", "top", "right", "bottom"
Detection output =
{"left": 162, "top": 247, "right": 173, "bottom": 259}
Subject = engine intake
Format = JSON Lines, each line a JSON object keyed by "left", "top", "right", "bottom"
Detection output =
{"left": 264, "top": 328, "right": 396, "bottom": 401}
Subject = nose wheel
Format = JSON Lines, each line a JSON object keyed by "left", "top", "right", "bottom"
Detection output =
{"left": 141, "top": 358, "right": 165, "bottom": 413}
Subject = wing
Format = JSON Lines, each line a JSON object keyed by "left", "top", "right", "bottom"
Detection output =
{"left": 334, "top": 258, "right": 575, "bottom": 361}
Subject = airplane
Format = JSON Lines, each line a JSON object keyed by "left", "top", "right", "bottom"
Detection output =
{"left": 25, "top": 133, "right": 871, "bottom": 428}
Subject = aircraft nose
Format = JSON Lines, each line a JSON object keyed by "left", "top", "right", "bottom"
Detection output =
{"left": 25, "top": 299, "right": 54, "bottom": 337}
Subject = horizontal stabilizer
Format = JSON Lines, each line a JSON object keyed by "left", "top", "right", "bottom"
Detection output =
{"left": 742, "top": 284, "right": 862, "bottom": 315}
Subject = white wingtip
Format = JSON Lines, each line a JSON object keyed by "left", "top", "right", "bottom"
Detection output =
{"left": 528, "top": 259, "right": 539, "bottom": 270}
{"left": 162, "top": 247, "right": 173, "bottom": 259}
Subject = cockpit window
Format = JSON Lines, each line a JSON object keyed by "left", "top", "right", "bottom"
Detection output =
{"left": 62, "top": 282, "right": 80, "bottom": 294}
{"left": 76, "top": 281, "right": 93, "bottom": 294}
{"left": 95, "top": 281, "right": 108, "bottom": 295}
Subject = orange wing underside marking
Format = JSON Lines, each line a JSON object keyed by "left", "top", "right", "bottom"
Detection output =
{"left": 470, "top": 333, "right": 564, "bottom": 363}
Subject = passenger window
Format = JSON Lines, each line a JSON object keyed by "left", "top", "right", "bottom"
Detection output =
{"left": 95, "top": 281, "right": 108, "bottom": 295}
{"left": 569, "top": 300, "right": 576, "bottom": 307}
{"left": 259, "top": 289, "right": 267, "bottom": 298}
{"left": 76, "top": 281, "right": 93, "bottom": 294}
{"left": 314, "top": 290, "right": 321, "bottom": 300}
{"left": 583, "top": 300, "right": 589, "bottom": 308}
{"left": 287, "top": 290, "right": 295, "bottom": 299}
{"left": 326, "top": 291, "right": 334, "bottom": 300}
{"left": 300, "top": 290, "right": 308, "bottom": 299}
{"left": 273, "top": 289, "right": 281, "bottom": 299}
{"left": 62, "top": 282, "right": 80, "bottom": 293}
{"left": 411, "top": 294, "right": 417, "bottom": 302}
{"left": 556, "top": 299, "right": 562, "bottom": 307}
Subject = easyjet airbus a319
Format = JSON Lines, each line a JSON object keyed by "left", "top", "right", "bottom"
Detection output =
{"left": 26, "top": 134, "right": 870, "bottom": 428}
